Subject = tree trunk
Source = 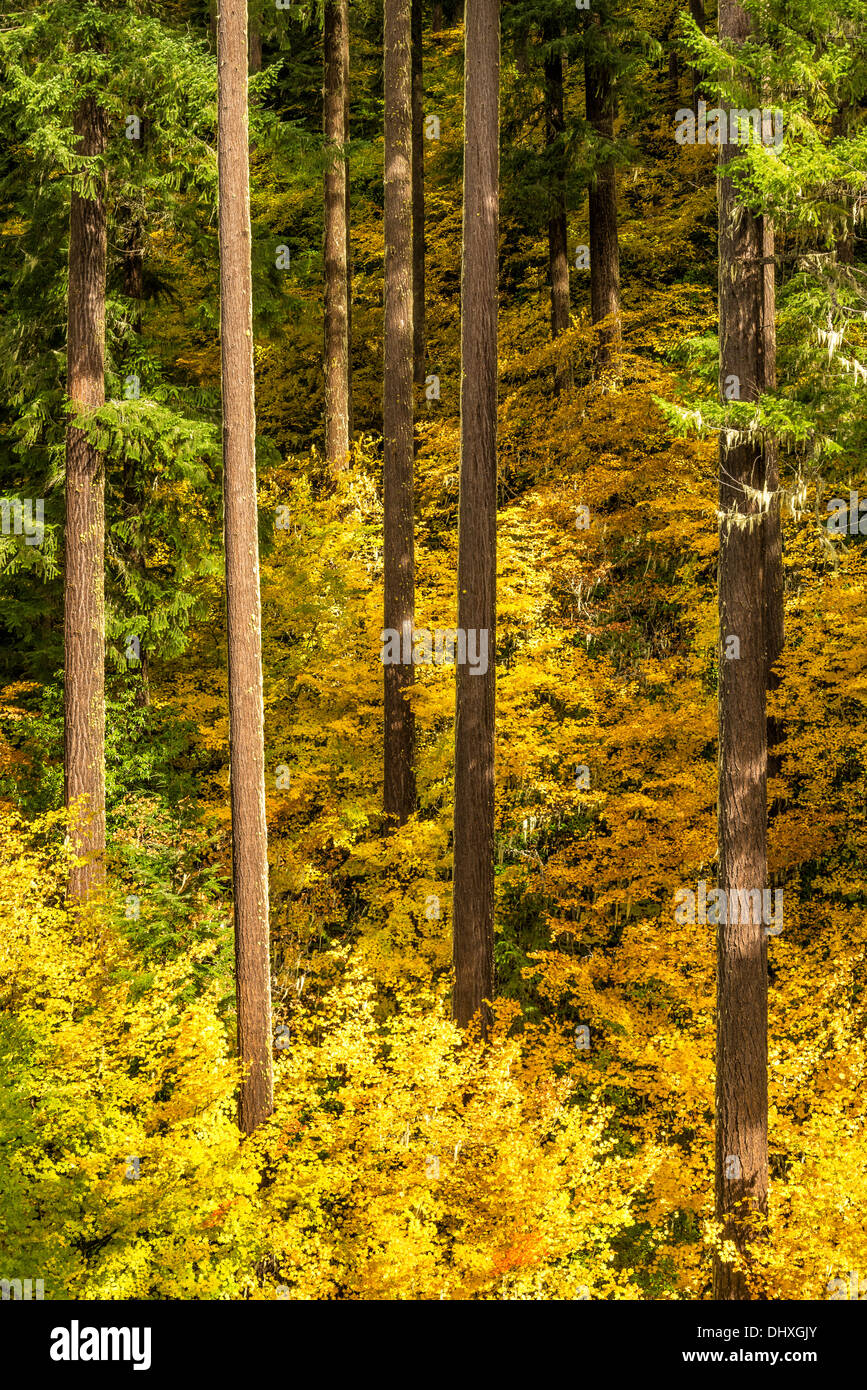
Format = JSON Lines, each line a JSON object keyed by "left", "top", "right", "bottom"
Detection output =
{"left": 217, "top": 0, "right": 274, "bottom": 1135}
{"left": 65, "top": 95, "right": 107, "bottom": 903}
{"left": 383, "top": 0, "right": 416, "bottom": 825}
{"left": 542, "top": 18, "right": 571, "bottom": 388}
{"left": 584, "top": 19, "right": 621, "bottom": 354}
{"left": 432, "top": 1, "right": 443, "bottom": 32}
{"left": 248, "top": 28, "right": 262, "bottom": 74}
{"left": 714, "top": 0, "right": 770, "bottom": 1299}
{"left": 411, "top": 0, "right": 426, "bottom": 387}
{"left": 324, "top": 0, "right": 351, "bottom": 472}
{"left": 343, "top": 8, "right": 353, "bottom": 440}
{"left": 762, "top": 217, "right": 783, "bottom": 785}
{"left": 453, "top": 0, "right": 498, "bottom": 1032}
{"left": 248, "top": 0, "right": 262, "bottom": 74}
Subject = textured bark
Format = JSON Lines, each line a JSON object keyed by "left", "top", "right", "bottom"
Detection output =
{"left": 65, "top": 95, "right": 107, "bottom": 903}
{"left": 714, "top": 0, "right": 769, "bottom": 1299}
{"left": 343, "top": 9, "right": 353, "bottom": 440}
{"left": 248, "top": 25, "right": 262, "bottom": 74}
{"left": 453, "top": 0, "right": 498, "bottom": 1033}
{"left": 383, "top": 0, "right": 416, "bottom": 825}
{"left": 542, "top": 18, "right": 571, "bottom": 389}
{"left": 584, "top": 20, "right": 621, "bottom": 354}
{"left": 432, "top": 1, "right": 443, "bottom": 32}
{"left": 248, "top": 0, "right": 262, "bottom": 74}
{"left": 218, "top": 0, "right": 274, "bottom": 1134}
{"left": 324, "top": 0, "right": 351, "bottom": 471}
{"left": 761, "top": 217, "right": 784, "bottom": 787}
{"left": 411, "top": 0, "right": 426, "bottom": 387}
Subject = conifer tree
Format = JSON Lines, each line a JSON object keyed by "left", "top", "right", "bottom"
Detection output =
{"left": 324, "top": 0, "right": 351, "bottom": 472}
{"left": 584, "top": 7, "right": 621, "bottom": 353}
{"left": 542, "top": 12, "right": 571, "bottom": 392}
{"left": 383, "top": 0, "right": 416, "bottom": 825}
{"left": 412, "top": 0, "right": 426, "bottom": 387}
{"left": 65, "top": 91, "right": 108, "bottom": 903}
{"left": 714, "top": 0, "right": 770, "bottom": 1298}
{"left": 453, "top": 0, "right": 499, "bottom": 1031}
{"left": 217, "top": 0, "right": 274, "bottom": 1132}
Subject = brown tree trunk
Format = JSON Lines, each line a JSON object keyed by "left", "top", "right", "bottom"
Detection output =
{"left": 542, "top": 19, "right": 571, "bottom": 388}
{"left": 248, "top": 0, "right": 262, "bottom": 74}
{"left": 432, "top": 1, "right": 443, "bottom": 32}
{"left": 248, "top": 28, "right": 262, "bottom": 74}
{"left": 343, "top": 9, "right": 353, "bottom": 440}
{"left": 453, "top": 0, "right": 498, "bottom": 1032}
{"left": 714, "top": 0, "right": 770, "bottom": 1300}
{"left": 762, "top": 217, "right": 783, "bottom": 784}
{"left": 217, "top": 0, "right": 274, "bottom": 1134}
{"left": 411, "top": 0, "right": 426, "bottom": 387}
{"left": 65, "top": 95, "right": 107, "bottom": 903}
{"left": 383, "top": 0, "right": 416, "bottom": 825}
{"left": 324, "top": 0, "right": 351, "bottom": 472}
{"left": 584, "top": 20, "right": 621, "bottom": 354}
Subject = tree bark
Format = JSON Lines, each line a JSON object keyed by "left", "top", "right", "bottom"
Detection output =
{"left": 248, "top": 0, "right": 262, "bottom": 74}
{"left": 453, "top": 0, "right": 498, "bottom": 1032}
{"left": 324, "top": 0, "right": 351, "bottom": 472}
{"left": 65, "top": 95, "right": 107, "bottom": 903}
{"left": 761, "top": 216, "right": 783, "bottom": 785}
{"left": 343, "top": 7, "right": 353, "bottom": 440}
{"left": 217, "top": 0, "right": 274, "bottom": 1134}
{"left": 714, "top": 0, "right": 770, "bottom": 1299}
{"left": 383, "top": 0, "right": 416, "bottom": 825}
{"left": 542, "top": 17, "right": 571, "bottom": 388}
{"left": 584, "top": 18, "right": 621, "bottom": 354}
{"left": 411, "top": 0, "right": 426, "bottom": 387}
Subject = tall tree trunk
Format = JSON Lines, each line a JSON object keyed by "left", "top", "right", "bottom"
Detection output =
{"left": 714, "top": 0, "right": 770, "bottom": 1299}
{"left": 217, "top": 0, "right": 274, "bottom": 1134}
{"left": 411, "top": 0, "right": 426, "bottom": 387}
{"left": 542, "top": 17, "right": 571, "bottom": 389}
{"left": 324, "top": 0, "right": 351, "bottom": 471}
{"left": 584, "top": 18, "right": 621, "bottom": 354}
{"left": 343, "top": 9, "right": 353, "bottom": 441}
{"left": 383, "top": 0, "right": 416, "bottom": 824}
{"left": 762, "top": 217, "right": 783, "bottom": 787}
{"left": 432, "top": 1, "right": 443, "bottom": 32}
{"left": 248, "top": 0, "right": 262, "bottom": 73}
{"left": 65, "top": 95, "right": 107, "bottom": 903}
{"left": 453, "top": 0, "right": 498, "bottom": 1032}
